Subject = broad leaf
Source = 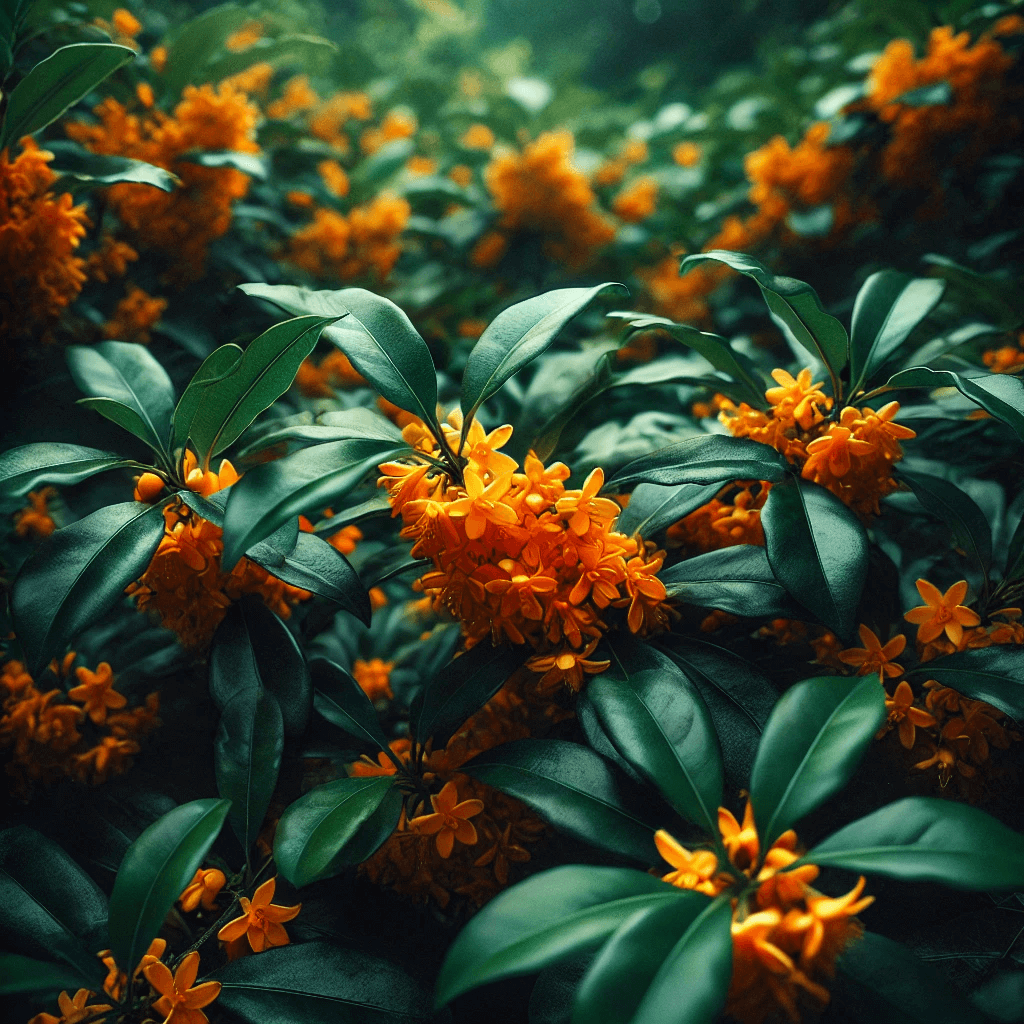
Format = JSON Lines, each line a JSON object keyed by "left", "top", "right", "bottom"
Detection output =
{"left": 659, "top": 544, "right": 798, "bottom": 618}
{"left": 0, "top": 43, "right": 135, "bottom": 149}
{"left": 0, "top": 442, "right": 128, "bottom": 497}
{"left": 47, "top": 141, "right": 178, "bottom": 192}
{"left": 239, "top": 282, "right": 355, "bottom": 318}
{"left": 901, "top": 471, "right": 992, "bottom": 573}
{"left": 108, "top": 799, "right": 231, "bottom": 975}
{"left": 606, "top": 435, "right": 789, "bottom": 490}
{"left": 750, "top": 675, "right": 884, "bottom": 849}
{"left": 313, "top": 493, "right": 393, "bottom": 536}
{"left": 67, "top": 341, "right": 176, "bottom": 459}
{"left": 11, "top": 500, "right": 168, "bottom": 675}
{"left": 906, "top": 647, "right": 1024, "bottom": 722}
{"left": 436, "top": 866, "right": 685, "bottom": 1007}
{"left": 462, "top": 738, "right": 659, "bottom": 862}
{"left": 1006, "top": 510, "right": 1024, "bottom": 582}
{"left": 460, "top": 284, "right": 628, "bottom": 442}
{"left": 613, "top": 481, "right": 723, "bottom": 539}
{"left": 274, "top": 777, "right": 401, "bottom": 887}
{"left": 171, "top": 344, "right": 244, "bottom": 458}
{"left": 804, "top": 797, "right": 1024, "bottom": 890}
{"left": 161, "top": 3, "right": 251, "bottom": 94}
{"left": 179, "top": 149, "right": 267, "bottom": 178}
{"left": 311, "top": 658, "right": 393, "bottom": 755}
{"left": 237, "top": 409, "right": 403, "bottom": 459}
{"left": 761, "top": 477, "right": 868, "bottom": 638}
{"left": 589, "top": 638, "right": 722, "bottom": 833}
{"left": 0, "top": 953, "right": 92, "bottom": 995}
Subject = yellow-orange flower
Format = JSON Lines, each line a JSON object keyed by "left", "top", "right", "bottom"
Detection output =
{"left": 144, "top": 952, "right": 221, "bottom": 1024}
{"left": 409, "top": 780, "right": 485, "bottom": 858}
{"left": 879, "top": 680, "right": 937, "bottom": 749}
{"left": 904, "top": 578, "right": 981, "bottom": 645}
{"left": 179, "top": 868, "right": 227, "bottom": 912}
{"left": 838, "top": 625, "right": 907, "bottom": 681}
{"left": 217, "top": 877, "right": 301, "bottom": 952}
{"left": 14, "top": 488, "right": 58, "bottom": 539}
{"left": 352, "top": 658, "right": 394, "bottom": 702}
{"left": 68, "top": 662, "right": 125, "bottom": 724}
{"left": 27, "top": 988, "right": 111, "bottom": 1024}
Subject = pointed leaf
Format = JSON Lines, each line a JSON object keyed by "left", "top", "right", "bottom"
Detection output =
{"left": 613, "top": 481, "right": 722, "bottom": 539}
{"left": 906, "top": 646, "right": 1024, "bottom": 722}
{"left": 0, "top": 442, "right": 128, "bottom": 497}
{"left": 0, "top": 953, "right": 93, "bottom": 995}
{"left": 239, "top": 282, "right": 350, "bottom": 318}
{"left": 901, "top": 471, "right": 992, "bottom": 573}
{"left": 313, "top": 493, "right": 393, "bottom": 536}
{"left": 311, "top": 658, "right": 392, "bottom": 754}
{"left": 237, "top": 409, "right": 403, "bottom": 459}
{"left": 47, "top": 141, "right": 178, "bottom": 192}
{"left": 171, "top": 344, "right": 244, "bottom": 457}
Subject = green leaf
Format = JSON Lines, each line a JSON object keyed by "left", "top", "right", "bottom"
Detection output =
{"left": 750, "top": 676, "right": 884, "bottom": 849}
{"left": 630, "top": 897, "right": 734, "bottom": 1024}
{"left": 1006, "top": 510, "right": 1024, "bottom": 582}
{"left": 0, "top": 827, "right": 108, "bottom": 985}
{"left": 213, "top": 941, "right": 432, "bottom": 1023}
{"left": 161, "top": 3, "right": 249, "bottom": 94}
{"left": 761, "top": 477, "right": 869, "bottom": 638}
{"left": 901, "top": 471, "right": 992, "bottom": 573}
{"left": 11, "top": 500, "right": 168, "bottom": 675}
{"left": 588, "top": 637, "right": 722, "bottom": 833}
{"left": 682, "top": 250, "right": 848, "bottom": 380}
{"left": 171, "top": 344, "right": 244, "bottom": 458}
{"left": 880, "top": 367, "right": 1024, "bottom": 441}
{"left": 0, "top": 953, "right": 92, "bottom": 995}
{"left": 571, "top": 894, "right": 712, "bottom": 1024}
{"left": 0, "top": 42, "right": 135, "bottom": 149}
{"left": 108, "top": 798, "right": 231, "bottom": 975}
{"left": 46, "top": 141, "right": 178, "bottom": 192}
{"left": 321, "top": 290, "right": 441, "bottom": 433}
{"left": 215, "top": 686, "right": 284, "bottom": 859}
{"left": 189, "top": 315, "right": 341, "bottom": 465}
{"left": 274, "top": 777, "right": 401, "bottom": 887}
{"left": 67, "top": 341, "right": 176, "bottom": 460}
{"left": 313, "top": 493, "right": 393, "bottom": 536}
{"left": 415, "top": 640, "right": 527, "bottom": 748}
{"left": 906, "top": 647, "right": 1024, "bottom": 722}
{"left": 220, "top": 437, "right": 404, "bottom": 571}
{"left": 238, "top": 409, "right": 404, "bottom": 459}
{"left": 209, "top": 598, "right": 312, "bottom": 739}
{"left": 606, "top": 435, "right": 789, "bottom": 490}
{"left": 311, "top": 658, "right": 393, "bottom": 755}
{"left": 609, "top": 312, "right": 767, "bottom": 407}
{"left": 834, "top": 932, "right": 987, "bottom": 1024}
{"left": 659, "top": 544, "right": 798, "bottom": 618}
{"left": 462, "top": 738, "right": 658, "bottom": 862}
{"left": 239, "top": 282, "right": 350, "bottom": 318}
{"left": 179, "top": 149, "right": 267, "bottom": 179}
{"left": 0, "top": 0, "right": 33, "bottom": 78}
{"left": 460, "top": 284, "right": 628, "bottom": 442}
{"left": 613, "top": 482, "right": 722, "bottom": 539}
{"left": 803, "top": 797, "right": 1024, "bottom": 890}
{"left": 436, "top": 866, "right": 685, "bottom": 1007}
{"left": 849, "top": 272, "right": 945, "bottom": 389}
{"left": 204, "top": 32, "right": 338, "bottom": 84}
{"left": 0, "top": 442, "right": 129, "bottom": 497}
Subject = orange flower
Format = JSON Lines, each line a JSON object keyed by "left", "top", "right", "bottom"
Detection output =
{"left": 68, "top": 663, "right": 126, "bottom": 724}
{"left": 317, "top": 158, "right": 349, "bottom": 197}
{"left": 352, "top": 658, "right": 394, "bottom": 702}
{"left": 904, "top": 578, "right": 981, "bottom": 645}
{"left": 144, "top": 951, "right": 221, "bottom": 1024}
{"left": 14, "top": 487, "right": 57, "bottom": 539}
{"left": 217, "top": 877, "right": 301, "bottom": 952}
{"left": 102, "top": 284, "right": 167, "bottom": 344}
{"left": 673, "top": 141, "right": 701, "bottom": 166}
{"left": 99, "top": 938, "right": 166, "bottom": 1000}
{"left": 612, "top": 176, "right": 658, "bottom": 222}
{"left": 266, "top": 75, "right": 320, "bottom": 119}
{"left": 409, "top": 780, "right": 484, "bottom": 858}
{"left": 28, "top": 988, "right": 111, "bottom": 1024}
{"left": 654, "top": 829, "right": 728, "bottom": 896}
{"left": 460, "top": 123, "right": 495, "bottom": 149}
{"left": 179, "top": 868, "right": 227, "bottom": 912}
{"left": 879, "top": 680, "right": 937, "bottom": 748}
{"left": 838, "top": 625, "right": 906, "bottom": 681}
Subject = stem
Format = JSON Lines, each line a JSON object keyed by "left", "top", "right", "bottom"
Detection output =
{"left": 172, "top": 896, "right": 241, "bottom": 965}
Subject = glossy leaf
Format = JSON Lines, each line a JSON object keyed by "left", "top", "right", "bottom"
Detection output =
{"left": 189, "top": 315, "right": 340, "bottom": 464}
{"left": 215, "top": 687, "right": 284, "bottom": 858}
{"left": 0, "top": 953, "right": 92, "bottom": 995}
{"left": 0, "top": 442, "right": 128, "bottom": 497}
{"left": 460, "top": 284, "right": 628, "bottom": 441}
{"left": 237, "top": 408, "right": 404, "bottom": 459}
{"left": 761, "top": 476, "right": 868, "bottom": 638}
{"left": 436, "top": 866, "right": 685, "bottom": 1007}
{"left": 606, "top": 434, "right": 789, "bottom": 490}
{"left": 659, "top": 544, "right": 798, "bottom": 618}
{"left": 0, "top": 827, "right": 108, "bottom": 984}
{"left": 67, "top": 341, "right": 176, "bottom": 458}
{"left": 462, "top": 738, "right": 659, "bottom": 862}
{"left": 274, "top": 777, "right": 401, "bottom": 887}
{"left": 901, "top": 471, "right": 992, "bottom": 573}
{"left": 171, "top": 344, "right": 244, "bottom": 458}
{"left": 214, "top": 940, "right": 432, "bottom": 1023}
{"left": 804, "top": 797, "right": 1024, "bottom": 890}
{"left": 313, "top": 493, "right": 393, "bottom": 536}
{"left": 108, "top": 798, "right": 231, "bottom": 975}
{"left": 11, "top": 500, "right": 168, "bottom": 675}
{"left": 180, "top": 149, "right": 267, "bottom": 178}
{"left": 415, "top": 640, "right": 528, "bottom": 748}
{"left": 311, "top": 658, "right": 393, "bottom": 755}
{"left": 906, "top": 646, "right": 1024, "bottom": 721}
{"left": 239, "top": 282, "right": 350, "bottom": 317}
{"left": 588, "top": 638, "right": 722, "bottom": 832}
{"left": 221, "top": 437, "right": 403, "bottom": 571}
{"left": 750, "top": 676, "right": 884, "bottom": 849}
{"left": 0, "top": 43, "right": 135, "bottom": 148}
{"left": 47, "top": 141, "right": 178, "bottom": 191}
{"left": 849, "top": 271, "right": 945, "bottom": 388}
{"left": 613, "top": 481, "right": 723, "bottom": 539}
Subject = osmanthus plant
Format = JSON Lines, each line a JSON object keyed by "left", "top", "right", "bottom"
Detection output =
{"left": 435, "top": 641, "right": 1024, "bottom": 1024}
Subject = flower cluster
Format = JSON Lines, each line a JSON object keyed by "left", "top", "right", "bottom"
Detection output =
{"left": 294, "top": 348, "right": 366, "bottom": 396}
{"left": 101, "top": 284, "right": 167, "bottom": 343}
{"left": 13, "top": 487, "right": 58, "bottom": 539}
{"left": 982, "top": 331, "right": 1024, "bottom": 374}
{"left": 1, "top": 657, "right": 159, "bottom": 799}
{"left": 657, "top": 801, "right": 873, "bottom": 1024}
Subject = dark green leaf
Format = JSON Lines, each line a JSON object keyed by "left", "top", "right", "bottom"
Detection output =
{"left": 0, "top": 827, "right": 108, "bottom": 984}
{"left": 462, "top": 738, "right": 658, "bottom": 862}
{"left": 590, "top": 637, "right": 722, "bottom": 832}
{"left": 274, "top": 777, "right": 401, "bottom": 887}
{"left": 906, "top": 647, "right": 1024, "bottom": 722}
{"left": 762, "top": 477, "right": 868, "bottom": 638}
{"left": 0, "top": 43, "right": 135, "bottom": 149}
{"left": 108, "top": 798, "right": 231, "bottom": 975}
{"left": 0, "top": 442, "right": 128, "bottom": 497}
{"left": 1006, "top": 511, "right": 1024, "bottom": 582}
{"left": 849, "top": 272, "right": 945, "bottom": 388}
{"left": 311, "top": 658, "right": 392, "bottom": 755}
{"left": 659, "top": 544, "right": 798, "bottom": 618}
{"left": 46, "top": 141, "right": 178, "bottom": 192}
{"left": 901, "top": 471, "right": 992, "bottom": 573}
{"left": 238, "top": 409, "right": 404, "bottom": 459}
{"left": 179, "top": 149, "right": 266, "bottom": 178}
{"left": 436, "top": 866, "right": 685, "bottom": 1007}
{"left": 0, "top": 953, "right": 91, "bottom": 995}
{"left": 171, "top": 344, "right": 244, "bottom": 458}
{"left": 751, "top": 675, "right": 884, "bottom": 849}
{"left": 804, "top": 797, "right": 1024, "bottom": 890}
{"left": 161, "top": 3, "right": 250, "bottom": 94}
{"left": 613, "top": 482, "right": 722, "bottom": 539}
{"left": 11, "top": 500, "right": 168, "bottom": 675}
{"left": 213, "top": 940, "right": 432, "bottom": 1023}
{"left": 0, "top": 0, "right": 33, "bottom": 78}
{"left": 415, "top": 640, "right": 527, "bottom": 748}
{"left": 606, "top": 435, "right": 789, "bottom": 490}
{"left": 313, "top": 493, "right": 393, "bottom": 536}
{"left": 239, "top": 282, "right": 349, "bottom": 318}
{"left": 67, "top": 341, "right": 176, "bottom": 459}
